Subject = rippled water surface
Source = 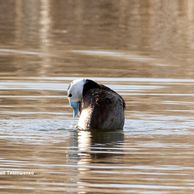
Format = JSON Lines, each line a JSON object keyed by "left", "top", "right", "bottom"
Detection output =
{"left": 1, "top": 1, "right": 194, "bottom": 193}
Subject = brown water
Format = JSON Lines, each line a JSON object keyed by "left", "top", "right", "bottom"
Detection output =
{"left": 1, "top": 0, "right": 194, "bottom": 193}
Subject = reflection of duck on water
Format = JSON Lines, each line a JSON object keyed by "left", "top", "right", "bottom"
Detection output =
{"left": 67, "top": 79, "right": 125, "bottom": 130}
{"left": 77, "top": 130, "right": 124, "bottom": 159}
{"left": 75, "top": 130, "right": 124, "bottom": 193}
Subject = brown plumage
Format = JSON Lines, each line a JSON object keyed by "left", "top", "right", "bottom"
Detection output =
{"left": 78, "top": 80, "right": 125, "bottom": 130}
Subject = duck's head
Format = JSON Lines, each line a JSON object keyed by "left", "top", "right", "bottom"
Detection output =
{"left": 67, "top": 79, "right": 86, "bottom": 117}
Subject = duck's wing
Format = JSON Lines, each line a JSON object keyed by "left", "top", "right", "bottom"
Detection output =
{"left": 81, "top": 88, "right": 125, "bottom": 130}
{"left": 99, "top": 84, "right": 125, "bottom": 109}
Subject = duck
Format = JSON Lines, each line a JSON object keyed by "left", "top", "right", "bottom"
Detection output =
{"left": 67, "top": 79, "right": 125, "bottom": 130}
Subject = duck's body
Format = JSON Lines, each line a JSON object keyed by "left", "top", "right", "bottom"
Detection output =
{"left": 67, "top": 79, "right": 125, "bottom": 130}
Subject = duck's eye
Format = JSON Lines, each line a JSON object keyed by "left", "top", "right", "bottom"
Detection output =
{"left": 68, "top": 93, "right": 72, "bottom": 97}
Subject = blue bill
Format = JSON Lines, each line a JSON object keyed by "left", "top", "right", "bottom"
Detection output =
{"left": 70, "top": 101, "right": 80, "bottom": 118}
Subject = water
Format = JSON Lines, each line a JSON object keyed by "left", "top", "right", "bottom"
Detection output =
{"left": 1, "top": 0, "right": 194, "bottom": 193}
